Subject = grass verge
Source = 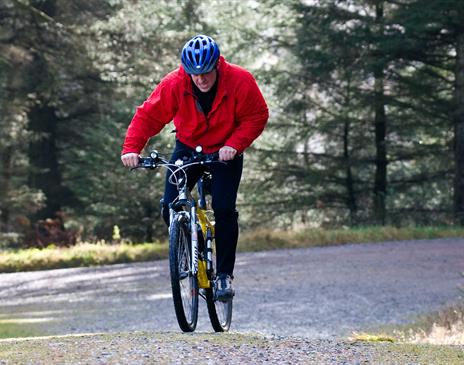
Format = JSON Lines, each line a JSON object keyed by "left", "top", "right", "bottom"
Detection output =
{"left": 371, "top": 343, "right": 464, "bottom": 365}
{"left": 354, "top": 302, "right": 464, "bottom": 346}
{"left": 350, "top": 302, "right": 464, "bottom": 365}
{"left": 0, "top": 225, "right": 463, "bottom": 273}
{"left": 351, "top": 303, "right": 464, "bottom": 364}
{"left": 399, "top": 303, "right": 464, "bottom": 345}
{"left": 238, "top": 225, "right": 464, "bottom": 252}
{"left": 0, "top": 321, "right": 41, "bottom": 339}
{"left": 0, "top": 242, "right": 167, "bottom": 273}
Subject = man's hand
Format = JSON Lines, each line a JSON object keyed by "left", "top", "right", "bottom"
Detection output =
{"left": 121, "top": 152, "right": 140, "bottom": 168}
{"left": 219, "top": 146, "right": 237, "bottom": 161}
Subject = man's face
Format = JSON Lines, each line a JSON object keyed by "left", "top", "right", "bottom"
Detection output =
{"left": 191, "top": 69, "right": 217, "bottom": 92}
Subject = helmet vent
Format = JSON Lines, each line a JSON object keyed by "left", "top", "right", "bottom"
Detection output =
{"left": 181, "top": 35, "right": 220, "bottom": 75}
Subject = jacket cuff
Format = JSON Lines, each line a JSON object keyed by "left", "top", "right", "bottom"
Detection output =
{"left": 224, "top": 142, "right": 243, "bottom": 154}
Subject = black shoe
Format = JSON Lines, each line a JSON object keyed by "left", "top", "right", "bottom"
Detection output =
{"left": 214, "top": 274, "right": 234, "bottom": 302}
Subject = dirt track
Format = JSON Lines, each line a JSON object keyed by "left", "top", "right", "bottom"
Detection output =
{"left": 0, "top": 238, "right": 462, "bottom": 338}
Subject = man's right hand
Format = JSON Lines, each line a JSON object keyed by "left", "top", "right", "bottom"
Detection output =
{"left": 121, "top": 152, "right": 140, "bottom": 168}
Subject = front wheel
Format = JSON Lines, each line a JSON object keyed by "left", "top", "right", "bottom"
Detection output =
{"left": 169, "top": 217, "right": 198, "bottom": 332}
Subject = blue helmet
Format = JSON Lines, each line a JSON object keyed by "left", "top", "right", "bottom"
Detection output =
{"left": 181, "top": 35, "right": 220, "bottom": 75}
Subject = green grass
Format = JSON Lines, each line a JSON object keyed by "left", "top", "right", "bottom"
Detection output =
{"left": 0, "top": 226, "right": 463, "bottom": 273}
{"left": 372, "top": 343, "right": 464, "bottom": 365}
{"left": 0, "top": 321, "right": 41, "bottom": 339}
{"left": 237, "top": 225, "right": 464, "bottom": 252}
{"left": 0, "top": 241, "right": 167, "bottom": 273}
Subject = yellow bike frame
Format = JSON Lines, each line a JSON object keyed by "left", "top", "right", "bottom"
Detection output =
{"left": 197, "top": 208, "right": 215, "bottom": 237}
{"left": 197, "top": 207, "right": 215, "bottom": 289}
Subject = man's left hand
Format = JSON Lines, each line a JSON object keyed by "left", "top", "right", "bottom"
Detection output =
{"left": 219, "top": 146, "right": 237, "bottom": 161}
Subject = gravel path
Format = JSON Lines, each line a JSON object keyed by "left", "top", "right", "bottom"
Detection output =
{"left": 0, "top": 238, "right": 462, "bottom": 339}
{"left": 0, "top": 332, "right": 448, "bottom": 365}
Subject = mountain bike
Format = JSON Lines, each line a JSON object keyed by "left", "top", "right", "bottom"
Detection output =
{"left": 135, "top": 147, "right": 233, "bottom": 332}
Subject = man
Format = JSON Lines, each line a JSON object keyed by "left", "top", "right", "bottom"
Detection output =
{"left": 121, "top": 34, "right": 268, "bottom": 300}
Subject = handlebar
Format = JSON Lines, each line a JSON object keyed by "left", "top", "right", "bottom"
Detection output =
{"left": 131, "top": 147, "right": 226, "bottom": 190}
{"left": 134, "top": 149, "right": 221, "bottom": 170}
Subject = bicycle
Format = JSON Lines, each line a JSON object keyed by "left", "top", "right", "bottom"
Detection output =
{"left": 134, "top": 147, "right": 233, "bottom": 332}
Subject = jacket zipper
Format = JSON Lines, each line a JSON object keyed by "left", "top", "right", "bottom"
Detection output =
{"left": 184, "top": 89, "right": 227, "bottom": 132}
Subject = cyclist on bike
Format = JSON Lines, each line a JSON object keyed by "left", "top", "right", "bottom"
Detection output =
{"left": 121, "top": 34, "right": 268, "bottom": 301}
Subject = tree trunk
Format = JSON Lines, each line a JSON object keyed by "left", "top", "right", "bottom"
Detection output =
{"left": 0, "top": 146, "right": 13, "bottom": 231}
{"left": 343, "top": 76, "right": 357, "bottom": 225}
{"left": 373, "top": 2, "right": 387, "bottom": 225}
{"left": 28, "top": 105, "right": 63, "bottom": 220}
{"left": 343, "top": 118, "right": 357, "bottom": 224}
{"left": 454, "top": 30, "right": 464, "bottom": 225}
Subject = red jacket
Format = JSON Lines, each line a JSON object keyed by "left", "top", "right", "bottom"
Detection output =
{"left": 122, "top": 56, "right": 269, "bottom": 154}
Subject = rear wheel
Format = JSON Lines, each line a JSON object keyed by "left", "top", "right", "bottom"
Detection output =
{"left": 206, "top": 286, "right": 233, "bottom": 332}
{"left": 169, "top": 217, "right": 198, "bottom": 332}
{"left": 205, "top": 238, "right": 232, "bottom": 332}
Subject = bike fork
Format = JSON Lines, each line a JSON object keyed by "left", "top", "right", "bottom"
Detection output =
{"left": 190, "top": 205, "right": 199, "bottom": 276}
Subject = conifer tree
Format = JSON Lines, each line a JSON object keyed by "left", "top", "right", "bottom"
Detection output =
{"left": 391, "top": 0, "right": 464, "bottom": 224}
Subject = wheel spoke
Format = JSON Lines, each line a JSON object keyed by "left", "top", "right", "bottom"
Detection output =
{"left": 205, "top": 239, "right": 233, "bottom": 332}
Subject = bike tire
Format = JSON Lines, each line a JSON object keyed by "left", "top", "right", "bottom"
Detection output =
{"left": 205, "top": 238, "right": 232, "bottom": 332}
{"left": 206, "top": 287, "right": 233, "bottom": 332}
{"left": 169, "top": 218, "right": 198, "bottom": 332}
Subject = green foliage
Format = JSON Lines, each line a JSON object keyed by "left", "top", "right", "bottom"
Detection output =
{"left": 242, "top": 0, "right": 459, "bottom": 228}
{"left": 1, "top": 0, "right": 464, "bottom": 245}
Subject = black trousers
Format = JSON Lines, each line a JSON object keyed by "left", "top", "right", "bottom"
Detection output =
{"left": 162, "top": 140, "right": 243, "bottom": 276}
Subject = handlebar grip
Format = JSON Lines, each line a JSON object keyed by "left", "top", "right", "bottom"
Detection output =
{"left": 198, "top": 152, "right": 219, "bottom": 163}
{"left": 138, "top": 156, "right": 155, "bottom": 168}
{"left": 208, "top": 152, "right": 220, "bottom": 161}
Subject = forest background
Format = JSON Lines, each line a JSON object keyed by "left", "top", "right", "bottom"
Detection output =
{"left": 1, "top": 0, "right": 464, "bottom": 248}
